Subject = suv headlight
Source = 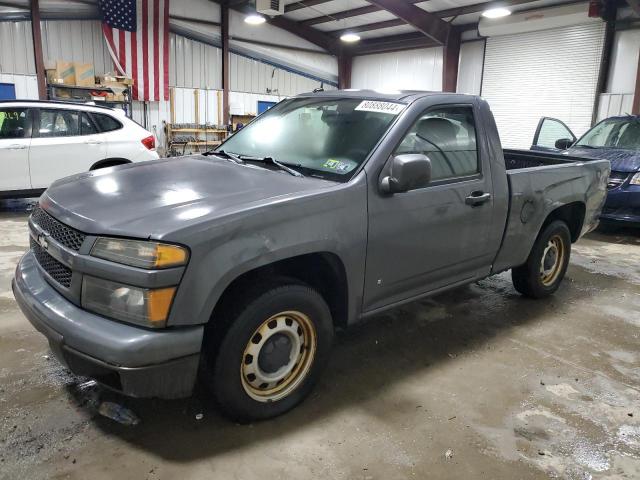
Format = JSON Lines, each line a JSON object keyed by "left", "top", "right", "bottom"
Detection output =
{"left": 91, "top": 238, "right": 188, "bottom": 269}
{"left": 82, "top": 276, "right": 175, "bottom": 328}
{"left": 630, "top": 172, "right": 640, "bottom": 185}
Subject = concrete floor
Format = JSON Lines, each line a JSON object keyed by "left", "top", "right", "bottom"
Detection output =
{"left": 1, "top": 198, "right": 639, "bottom": 480}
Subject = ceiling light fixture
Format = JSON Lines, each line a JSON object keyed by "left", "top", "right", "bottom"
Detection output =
{"left": 340, "top": 32, "right": 361, "bottom": 43}
{"left": 244, "top": 14, "right": 266, "bottom": 25}
{"left": 481, "top": 7, "right": 512, "bottom": 18}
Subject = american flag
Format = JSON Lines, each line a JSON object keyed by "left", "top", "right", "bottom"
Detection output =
{"left": 98, "top": 0, "right": 169, "bottom": 101}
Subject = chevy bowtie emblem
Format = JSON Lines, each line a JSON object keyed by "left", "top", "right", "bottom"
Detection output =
{"left": 37, "top": 233, "right": 49, "bottom": 251}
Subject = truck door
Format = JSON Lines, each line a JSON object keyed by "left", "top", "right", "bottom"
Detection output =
{"left": 363, "top": 104, "right": 496, "bottom": 312}
{"left": 531, "top": 117, "right": 576, "bottom": 151}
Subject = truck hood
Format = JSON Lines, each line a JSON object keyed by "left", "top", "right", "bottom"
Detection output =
{"left": 40, "top": 155, "right": 335, "bottom": 238}
{"left": 567, "top": 147, "right": 640, "bottom": 173}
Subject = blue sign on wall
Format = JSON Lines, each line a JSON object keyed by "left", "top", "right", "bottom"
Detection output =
{"left": 258, "top": 101, "right": 277, "bottom": 115}
{"left": 0, "top": 83, "right": 17, "bottom": 100}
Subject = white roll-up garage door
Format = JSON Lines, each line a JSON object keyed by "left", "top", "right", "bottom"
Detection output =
{"left": 481, "top": 22, "right": 606, "bottom": 148}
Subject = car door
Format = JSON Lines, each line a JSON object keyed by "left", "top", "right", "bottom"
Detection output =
{"left": 363, "top": 104, "right": 496, "bottom": 312}
{"left": 29, "top": 108, "right": 107, "bottom": 188}
{"left": 531, "top": 117, "right": 576, "bottom": 151}
{"left": 90, "top": 112, "right": 129, "bottom": 159}
{"left": 0, "top": 107, "right": 33, "bottom": 191}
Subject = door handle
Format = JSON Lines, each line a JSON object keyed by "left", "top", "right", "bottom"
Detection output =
{"left": 84, "top": 140, "right": 103, "bottom": 145}
{"left": 5, "top": 144, "right": 27, "bottom": 150}
{"left": 465, "top": 191, "right": 491, "bottom": 206}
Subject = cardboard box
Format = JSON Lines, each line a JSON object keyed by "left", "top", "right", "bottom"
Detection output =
{"left": 74, "top": 62, "right": 95, "bottom": 87}
{"left": 45, "top": 69, "right": 64, "bottom": 84}
{"left": 51, "top": 60, "right": 75, "bottom": 85}
{"left": 97, "top": 74, "right": 133, "bottom": 87}
{"left": 53, "top": 87, "right": 72, "bottom": 99}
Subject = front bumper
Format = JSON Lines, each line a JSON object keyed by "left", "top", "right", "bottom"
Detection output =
{"left": 601, "top": 186, "right": 640, "bottom": 225}
{"left": 13, "top": 251, "right": 204, "bottom": 399}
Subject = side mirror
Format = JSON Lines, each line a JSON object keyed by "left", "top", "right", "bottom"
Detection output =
{"left": 380, "top": 154, "right": 432, "bottom": 194}
{"left": 555, "top": 138, "right": 574, "bottom": 150}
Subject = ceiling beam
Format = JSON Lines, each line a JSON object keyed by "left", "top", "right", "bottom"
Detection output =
{"left": 434, "top": 0, "right": 543, "bottom": 18}
{"left": 286, "top": 0, "right": 335, "bottom": 13}
{"left": 330, "top": 18, "right": 405, "bottom": 37}
{"left": 228, "top": 0, "right": 336, "bottom": 13}
{"left": 267, "top": 14, "right": 339, "bottom": 53}
{"left": 349, "top": 32, "right": 440, "bottom": 55}
{"left": 365, "top": 0, "right": 450, "bottom": 45}
{"left": 305, "top": 0, "right": 542, "bottom": 28}
{"left": 302, "top": 1, "right": 424, "bottom": 27}
{"left": 216, "top": 1, "right": 339, "bottom": 54}
{"left": 626, "top": 0, "right": 640, "bottom": 16}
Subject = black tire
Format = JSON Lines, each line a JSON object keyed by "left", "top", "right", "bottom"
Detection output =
{"left": 90, "top": 160, "right": 128, "bottom": 171}
{"left": 512, "top": 220, "right": 571, "bottom": 298}
{"left": 203, "top": 280, "right": 333, "bottom": 422}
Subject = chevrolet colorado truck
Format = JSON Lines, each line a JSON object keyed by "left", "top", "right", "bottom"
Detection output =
{"left": 13, "top": 91, "right": 609, "bottom": 421}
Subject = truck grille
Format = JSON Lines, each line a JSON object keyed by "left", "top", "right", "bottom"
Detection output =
{"left": 30, "top": 237, "right": 73, "bottom": 288}
{"left": 607, "top": 171, "right": 629, "bottom": 190}
{"left": 30, "top": 206, "right": 86, "bottom": 251}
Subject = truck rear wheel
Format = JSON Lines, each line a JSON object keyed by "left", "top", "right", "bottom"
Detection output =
{"left": 203, "top": 280, "right": 333, "bottom": 422}
{"left": 512, "top": 220, "right": 571, "bottom": 298}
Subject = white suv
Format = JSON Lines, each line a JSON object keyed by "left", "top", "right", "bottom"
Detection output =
{"left": 0, "top": 100, "right": 159, "bottom": 197}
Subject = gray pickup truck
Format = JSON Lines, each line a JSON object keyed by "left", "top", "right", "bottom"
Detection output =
{"left": 13, "top": 90, "right": 609, "bottom": 421}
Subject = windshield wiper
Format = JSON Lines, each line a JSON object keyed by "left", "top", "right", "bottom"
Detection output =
{"left": 238, "top": 155, "right": 304, "bottom": 177}
{"left": 204, "top": 149, "right": 244, "bottom": 164}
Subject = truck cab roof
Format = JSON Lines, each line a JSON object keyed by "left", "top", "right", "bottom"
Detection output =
{"left": 296, "top": 89, "right": 477, "bottom": 104}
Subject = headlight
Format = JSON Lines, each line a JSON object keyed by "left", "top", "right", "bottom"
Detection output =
{"left": 91, "top": 238, "right": 188, "bottom": 269}
{"left": 631, "top": 172, "right": 640, "bottom": 185}
{"left": 82, "top": 275, "right": 175, "bottom": 327}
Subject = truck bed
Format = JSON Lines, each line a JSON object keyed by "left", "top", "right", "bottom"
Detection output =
{"left": 491, "top": 149, "right": 610, "bottom": 274}
{"left": 504, "top": 148, "right": 588, "bottom": 170}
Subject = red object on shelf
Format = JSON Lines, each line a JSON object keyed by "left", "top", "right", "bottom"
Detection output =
{"left": 588, "top": 0, "right": 601, "bottom": 18}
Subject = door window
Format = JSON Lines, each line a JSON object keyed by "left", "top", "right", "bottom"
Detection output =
{"left": 39, "top": 109, "right": 80, "bottom": 137}
{"left": 395, "top": 106, "right": 479, "bottom": 182}
{"left": 533, "top": 118, "right": 576, "bottom": 149}
{"left": 92, "top": 113, "right": 122, "bottom": 132}
{"left": 80, "top": 113, "right": 98, "bottom": 135}
{"left": 0, "top": 108, "right": 31, "bottom": 139}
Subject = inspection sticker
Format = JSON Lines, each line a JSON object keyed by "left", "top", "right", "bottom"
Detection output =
{"left": 355, "top": 100, "right": 406, "bottom": 115}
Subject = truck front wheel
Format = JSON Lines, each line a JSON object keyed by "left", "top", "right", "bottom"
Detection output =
{"left": 203, "top": 281, "right": 333, "bottom": 422}
{"left": 512, "top": 220, "right": 571, "bottom": 298}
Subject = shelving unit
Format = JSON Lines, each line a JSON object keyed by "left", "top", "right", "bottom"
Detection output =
{"left": 165, "top": 124, "right": 228, "bottom": 156}
{"left": 47, "top": 84, "right": 133, "bottom": 117}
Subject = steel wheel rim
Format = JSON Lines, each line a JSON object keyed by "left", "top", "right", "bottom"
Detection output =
{"left": 241, "top": 310, "right": 317, "bottom": 402}
{"left": 540, "top": 234, "right": 565, "bottom": 286}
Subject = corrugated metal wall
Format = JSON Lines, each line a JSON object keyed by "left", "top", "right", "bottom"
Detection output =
{"left": 0, "top": 73, "right": 38, "bottom": 98}
{"left": 0, "top": 21, "right": 35, "bottom": 75}
{"left": 457, "top": 41, "right": 485, "bottom": 96}
{"left": 41, "top": 20, "right": 113, "bottom": 74}
{"left": 170, "top": 33, "right": 222, "bottom": 90}
{"left": 230, "top": 53, "right": 332, "bottom": 96}
{"left": 596, "top": 93, "right": 635, "bottom": 122}
{"left": 351, "top": 47, "right": 443, "bottom": 91}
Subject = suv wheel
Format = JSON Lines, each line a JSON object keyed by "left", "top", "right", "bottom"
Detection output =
{"left": 203, "top": 280, "right": 333, "bottom": 422}
{"left": 512, "top": 220, "right": 571, "bottom": 298}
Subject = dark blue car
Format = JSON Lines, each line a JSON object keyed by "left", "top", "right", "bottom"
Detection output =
{"left": 532, "top": 116, "right": 640, "bottom": 226}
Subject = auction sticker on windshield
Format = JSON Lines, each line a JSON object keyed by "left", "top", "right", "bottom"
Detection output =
{"left": 355, "top": 100, "right": 406, "bottom": 115}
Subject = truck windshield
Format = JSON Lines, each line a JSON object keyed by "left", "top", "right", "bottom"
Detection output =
{"left": 576, "top": 118, "right": 640, "bottom": 150}
{"left": 216, "top": 97, "right": 403, "bottom": 180}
